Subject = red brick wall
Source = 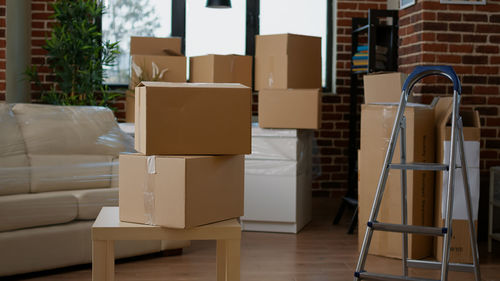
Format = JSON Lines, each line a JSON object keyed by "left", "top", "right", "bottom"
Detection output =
{"left": 0, "top": 0, "right": 5, "bottom": 101}
{"left": 398, "top": 0, "right": 500, "bottom": 237}
{"left": 312, "top": 0, "right": 387, "bottom": 197}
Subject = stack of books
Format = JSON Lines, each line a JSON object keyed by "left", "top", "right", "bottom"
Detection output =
{"left": 352, "top": 45, "right": 368, "bottom": 72}
{"left": 352, "top": 45, "right": 389, "bottom": 73}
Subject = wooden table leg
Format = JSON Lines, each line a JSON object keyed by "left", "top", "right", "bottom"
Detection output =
{"left": 216, "top": 240, "right": 227, "bottom": 281}
{"left": 225, "top": 239, "right": 240, "bottom": 281}
{"left": 92, "top": 240, "right": 115, "bottom": 281}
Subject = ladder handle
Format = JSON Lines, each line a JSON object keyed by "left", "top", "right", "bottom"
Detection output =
{"left": 402, "top": 65, "right": 461, "bottom": 94}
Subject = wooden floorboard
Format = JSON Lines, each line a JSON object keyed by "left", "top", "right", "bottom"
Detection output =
{"left": 6, "top": 198, "right": 500, "bottom": 281}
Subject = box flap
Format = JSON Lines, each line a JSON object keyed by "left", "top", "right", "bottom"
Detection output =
{"left": 363, "top": 72, "right": 408, "bottom": 104}
{"left": 434, "top": 97, "right": 454, "bottom": 129}
{"left": 130, "top": 36, "right": 182, "bottom": 56}
{"left": 136, "top": 81, "right": 249, "bottom": 89}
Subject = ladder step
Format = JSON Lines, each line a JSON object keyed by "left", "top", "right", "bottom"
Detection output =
{"left": 368, "top": 222, "right": 446, "bottom": 236}
{"left": 407, "top": 259, "right": 475, "bottom": 272}
{"left": 356, "top": 271, "right": 439, "bottom": 281}
{"left": 389, "top": 162, "right": 448, "bottom": 171}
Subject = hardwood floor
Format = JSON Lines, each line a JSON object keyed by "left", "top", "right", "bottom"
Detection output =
{"left": 6, "top": 198, "right": 500, "bottom": 281}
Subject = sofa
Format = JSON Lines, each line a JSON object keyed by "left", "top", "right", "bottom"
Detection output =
{"left": 0, "top": 103, "right": 189, "bottom": 277}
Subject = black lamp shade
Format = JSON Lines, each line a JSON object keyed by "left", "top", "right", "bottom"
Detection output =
{"left": 206, "top": 0, "right": 231, "bottom": 8}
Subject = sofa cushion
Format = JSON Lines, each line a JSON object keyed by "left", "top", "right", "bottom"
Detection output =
{"left": 0, "top": 192, "right": 77, "bottom": 232}
{"left": 0, "top": 154, "right": 30, "bottom": 196}
{"left": 0, "top": 103, "right": 27, "bottom": 157}
{"left": 29, "top": 154, "right": 114, "bottom": 193}
{"left": 12, "top": 104, "right": 134, "bottom": 155}
{"left": 69, "top": 188, "right": 119, "bottom": 220}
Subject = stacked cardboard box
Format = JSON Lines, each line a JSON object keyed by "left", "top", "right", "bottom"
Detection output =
{"left": 255, "top": 33, "right": 322, "bottom": 130}
{"left": 359, "top": 72, "right": 480, "bottom": 263}
{"left": 189, "top": 54, "right": 252, "bottom": 87}
{"left": 119, "top": 82, "right": 251, "bottom": 229}
{"left": 126, "top": 37, "right": 187, "bottom": 122}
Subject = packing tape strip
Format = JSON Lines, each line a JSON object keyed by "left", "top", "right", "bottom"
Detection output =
{"left": 144, "top": 156, "right": 156, "bottom": 225}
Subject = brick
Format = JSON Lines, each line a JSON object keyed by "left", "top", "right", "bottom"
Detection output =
{"left": 462, "top": 96, "right": 486, "bottom": 105}
{"left": 474, "top": 86, "right": 499, "bottom": 95}
{"left": 322, "top": 113, "right": 342, "bottom": 121}
{"left": 437, "top": 54, "right": 462, "bottom": 64}
{"left": 437, "top": 33, "right": 461, "bottom": 43}
{"left": 492, "top": 56, "right": 500, "bottom": 65}
{"left": 476, "top": 107, "right": 498, "bottom": 116}
{"left": 32, "top": 12, "right": 52, "bottom": 20}
{"left": 421, "top": 1, "right": 447, "bottom": 10}
{"left": 481, "top": 128, "right": 498, "bottom": 138}
{"left": 422, "top": 21, "right": 448, "bottom": 31}
{"left": 481, "top": 150, "right": 498, "bottom": 159}
{"left": 474, "top": 66, "right": 499, "bottom": 75}
{"left": 485, "top": 140, "right": 500, "bottom": 149}
{"left": 464, "top": 14, "right": 487, "bottom": 22}
{"left": 337, "top": 2, "right": 357, "bottom": 10}
{"left": 322, "top": 95, "right": 340, "bottom": 104}
{"left": 437, "top": 13, "right": 461, "bottom": 21}
{"left": 488, "top": 77, "right": 500, "bottom": 85}
{"left": 422, "top": 12, "right": 436, "bottom": 21}
{"left": 358, "top": 3, "right": 379, "bottom": 10}
{"left": 462, "top": 55, "right": 488, "bottom": 64}
{"left": 449, "top": 44, "right": 473, "bottom": 53}
{"left": 422, "top": 43, "right": 447, "bottom": 52}
{"left": 453, "top": 65, "right": 473, "bottom": 74}
{"left": 449, "top": 23, "right": 474, "bottom": 32}
{"left": 31, "top": 3, "right": 46, "bottom": 11}
{"left": 476, "top": 24, "right": 500, "bottom": 34}
{"left": 463, "top": 34, "right": 487, "bottom": 43}
{"left": 462, "top": 75, "right": 487, "bottom": 84}
{"left": 476, "top": 3, "right": 500, "bottom": 12}
{"left": 421, "top": 53, "right": 436, "bottom": 63}
{"left": 476, "top": 45, "right": 499, "bottom": 54}
{"left": 488, "top": 97, "right": 500, "bottom": 105}
{"left": 491, "top": 15, "right": 500, "bottom": 23}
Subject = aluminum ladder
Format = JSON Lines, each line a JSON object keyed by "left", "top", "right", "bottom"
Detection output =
{"left": 354, "top": 66, "right": 481, "bottom": 281}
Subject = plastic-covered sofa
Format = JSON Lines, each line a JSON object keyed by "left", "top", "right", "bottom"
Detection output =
{"left": 0, "top": 103, "right": 188, "bottom": 276}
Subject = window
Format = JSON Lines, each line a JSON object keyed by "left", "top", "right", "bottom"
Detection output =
{"left": 101, "top": 0, "right": 332, "bottom": 91}
{"left": 185, "top": 0, "right": 247, "bottom": 57}
{"left": 102, "top": 0, "right": 172, "bottom": 85}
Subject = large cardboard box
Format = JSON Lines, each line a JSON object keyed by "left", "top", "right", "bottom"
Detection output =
{"left": 255, "top": 34, "right": 321, "bottom": 90}
{"left": 363, "top": 72, "right": 407, "bottom": 104}
{"left": 134, "top": 82, "right": 251, "bottom": 155}
{"left": 434, "top": 106, "right": 481, "bottom": 263}
{"left": 189, "top": 54, "right": 252, "bottom": 87}
{"left": 258, "top": 89, "right": 321, "bottom": 129}
{"left": 119, "top": 154, "right": 244, "bottom": 229}
{"left": 358, "top": 98, "right": 452, "bottom": 259}
{"left": 126, "top": 37, "right": 187, "bottom": 122}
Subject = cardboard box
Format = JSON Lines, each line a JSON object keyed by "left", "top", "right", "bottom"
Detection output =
{"left": 363, "top": 72, "right": 407, "bottom": 104}
{"left": 255, "top": 33, "right": 321, "bottom": 90}
{"left": 358, "top": 98, "right": 452, "bottom": 259}
{"left": 258, "top": 89, "right": 321, "bottom": 129}
{"left": 119, "top": 154, "right": 244, "bottom": 229}
{"left": 134, "top": 82, "right": 251, "bottom": 155}
{"left": 434, "top": 106, "right": 481, "bottom": 263}
{"left": 127, "top": 36, "right": 186, "bottom": 122}
{"left": 189, "top": 54, "right": 252, "bottom": 87}
{"left": 130, "top": 36, "right": 182, "bottom": 56}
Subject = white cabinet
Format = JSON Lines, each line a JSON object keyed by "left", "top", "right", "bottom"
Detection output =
{"left": 241, "top": 124, "right": 312, "bottom": 233}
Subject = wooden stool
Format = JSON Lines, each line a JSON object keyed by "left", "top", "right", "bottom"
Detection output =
{"left": 92, "top": 207, "right": 241, "bottom": 281}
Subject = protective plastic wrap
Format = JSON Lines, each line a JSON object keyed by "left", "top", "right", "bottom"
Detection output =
{"left": 242, "top": 124, "right": 314, "bottom": 233}
{"left": 0, "top": 103, "right": 134, "bottom": 230}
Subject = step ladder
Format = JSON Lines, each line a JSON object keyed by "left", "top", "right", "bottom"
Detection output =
{"left": 354, "top": 66, "right": 481, "bottom": 281}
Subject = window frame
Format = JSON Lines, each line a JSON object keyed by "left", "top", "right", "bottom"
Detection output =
{"left": 103, "top": 0, "right": 333, "bottom": 92}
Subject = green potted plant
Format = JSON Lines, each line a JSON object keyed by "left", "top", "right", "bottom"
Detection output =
{"left": 26, "top": 0, "right": 120, "bottom": 107}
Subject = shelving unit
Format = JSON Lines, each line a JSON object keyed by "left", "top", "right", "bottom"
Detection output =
{"left": 489, "top": 166, "right": 500, "bottom": 252}
{"left": 334, "top": 9, "right": 399, "bottom": 234}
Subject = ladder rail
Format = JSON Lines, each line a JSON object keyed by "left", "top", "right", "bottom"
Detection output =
{"left": 354, "top": 89, "right": 407, "bottom": 279}
{"left": 457, "top": 117, "right": 481, "bottom": 280}
{"left": 400, "top": 117, "right": 409, "bottom": 277}
{"left": 440, "top": 92, "right": 460, "bottom": 281}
